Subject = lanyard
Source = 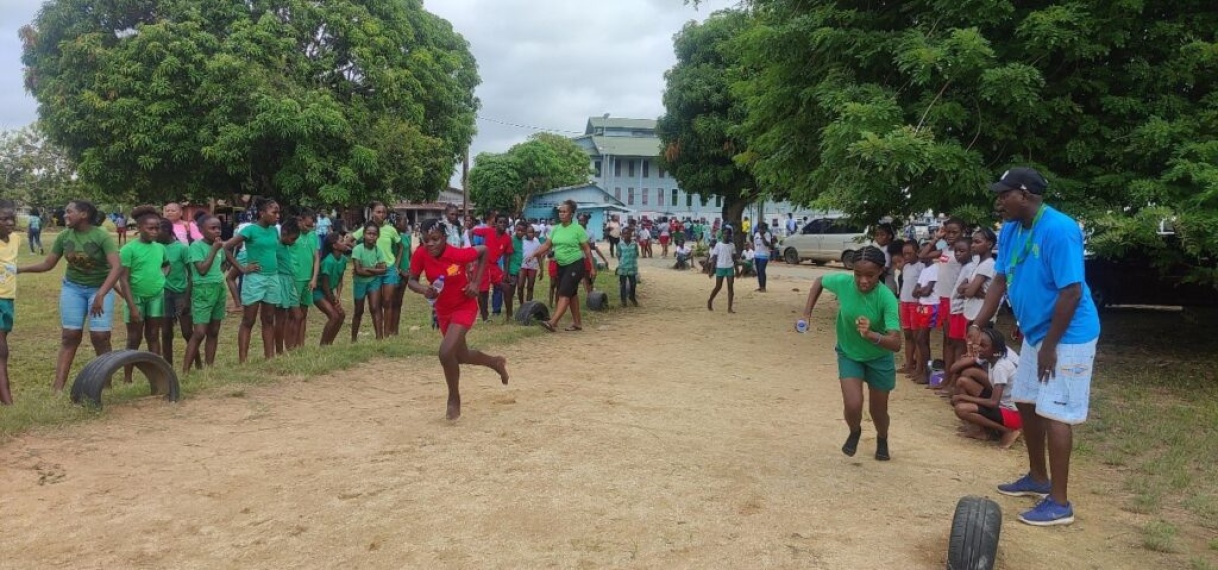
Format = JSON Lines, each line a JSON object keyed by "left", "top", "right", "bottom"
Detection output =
{"left": 1006, "top": 205, "right": 1045, "bottom": 288}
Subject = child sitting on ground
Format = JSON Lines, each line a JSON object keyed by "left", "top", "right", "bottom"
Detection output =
{"left": 674, "top": 241, "right": 692, "bottom": 270}
{"left": 950, "top": 327, "right": 1022, "bottom": 449}
{"left": 737, "top": 242, "right": 756, "bottom": 277}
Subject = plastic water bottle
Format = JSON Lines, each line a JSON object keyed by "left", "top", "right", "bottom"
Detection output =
{"left": 428, "top": 275, "right": 445, "bottom": 306}
{"left": 795, "top": 319, "right": 809, "bottom": 334}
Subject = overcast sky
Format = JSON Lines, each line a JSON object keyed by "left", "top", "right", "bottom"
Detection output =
{"left": 0, "top": 0, "right": 735, "bottom": 184}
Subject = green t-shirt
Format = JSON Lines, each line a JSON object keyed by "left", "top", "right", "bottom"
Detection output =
{"left": 351, "top": 243, "right": 384, "bottom": 285}
{"left": 163, "top": 241, "right": 189, "bottom": 293}
{"left": 319, "top": 253, "right": 348, "bottom": 295}
{"left": 396, "top": 233, "right": 412, "bottom": 272}
{"left": 292, "top": 230, "right": 319, "bottom": 281}
{"left": 119, "top": 240, "right": 167, "bottom": 298}
{"left": 508, "top": 235, "right": 524, "bottom": 274}
{"left": 52, "top": 227, "right": 118, "bottom": 287}
{"left": 239, "top": 223, "right": 279, "bottom": 275}
{"left": 821, "top": 273, "right": 900, "bottom": 362}
{"left": 354, "top": 223, "right": 401, "bottom": 266}
{"left": 189, "top": 239, "right": 225, "bottom": 285}
{"left": 550, "top": 222, "right": 588, "bottom": 267}
{"left": 276, "top": 242, "right": 296, "bottom": 277}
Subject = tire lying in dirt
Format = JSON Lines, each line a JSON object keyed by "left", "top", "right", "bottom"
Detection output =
{"left": 514, "top": 300, "right": 551, "bottom": 325}
{"left": 947, "top": 495, "right": 1002, "bottom": 570}
{"left": 586, "top": 290, "right": 609, "bottom": 311}
{"left": 70, "top": 350, "right": 181, "bottom": 409}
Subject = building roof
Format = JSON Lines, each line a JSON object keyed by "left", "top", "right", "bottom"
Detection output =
{"left": 586, "top": 117, "right": 658, "bottom": 133}
{"left": 584, "top": 136, "right": 664, "bottom": 158}
{"left": 531, "top": 183, "right": 628, "bottom": 207}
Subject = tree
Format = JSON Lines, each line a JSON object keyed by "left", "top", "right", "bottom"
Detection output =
{"left": 467, "top": 132, "right": 592, "bottom": 215}
{"left": 0, "top": 124, "right": 93, "bottom": 212}
{"left": 657, "top": 10, "right": 767, "bottom": 240}
{"left": 21, "top": 0, "right": 480, "bottom": 207}
{"left": 728, "top": 0, "right": 1218, "bottom": 281}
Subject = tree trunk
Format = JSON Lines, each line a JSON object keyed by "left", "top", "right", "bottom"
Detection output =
{"left": 722, "top": 195, "right": 748, "bottom": 251}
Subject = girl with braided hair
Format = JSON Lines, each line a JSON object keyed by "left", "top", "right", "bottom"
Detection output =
{"left": 950, "top": 327, "right": 1023, "bottom": 449}
{"left": 800, "top": 245, "right": 903, "bottom": 461}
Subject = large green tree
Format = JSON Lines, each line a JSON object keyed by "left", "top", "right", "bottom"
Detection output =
{"left": 21, "top": 0, "right": 479, "bottom": 207}
{"left": 468, "top": 132, "right": 592, "bottom": 215}
{"left": 726, "top": 0, "right": 1218, "bottom": 280}
{"left": 0, "top": 124, "right": 93, "bottom": 212}
{"left": 657, "top": 9, "right": 767, "bottom": 238}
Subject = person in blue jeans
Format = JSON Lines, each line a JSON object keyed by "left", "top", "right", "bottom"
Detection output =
{"left": 17, "top": 200, "right": 124, "bottom": 392}
{"left": 752, "top": 224, "right": 773, "bottom": 292}
{"left": 970, "top": 167, "right": 1101, "bottom": 527}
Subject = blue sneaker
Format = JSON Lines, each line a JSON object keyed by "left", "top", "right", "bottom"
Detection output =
{"left": 997, "top": 473, "right": 1051, "bottom": 497}
{"left": 1018, "top": 497, "right": 1075, "bottom": 526}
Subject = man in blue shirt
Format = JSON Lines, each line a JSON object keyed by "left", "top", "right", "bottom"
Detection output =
{"left": 970, "top": 167, "right": 1100, "bottom": 527}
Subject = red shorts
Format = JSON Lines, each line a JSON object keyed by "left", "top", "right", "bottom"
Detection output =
{"left": 639, "top": 239, "right": 651, "bottom": 248}
{"left": 547, "top": 260, "right": 558, "bottom": 279}
{"left": 899, "top": 302, "right": 919, "bottom": 330}
{"left": 480, "top": 265, "right": 504, "bottom": 292}
{"left": 912, "top": 304, "right": 939, "bottom": 330}
{"left": 437, "top": 301, "right": 477, "bottom": 336}
{"left": 584, "top": 257, "right": 592, "bottom": 272}
{"left": 948, "top": 313, "right": 969, "bottom": 340}
{"left": 1000, "top": 408, "right": 1022, "bottom": 430}
{"left": 659, "top": 235, "right": 670, "bottom": 245}
{"left": 520, "top": 268, "right": 537, "bottom": 279}
{"left": 938, "top": 297, "right": 951, "bottom": 329}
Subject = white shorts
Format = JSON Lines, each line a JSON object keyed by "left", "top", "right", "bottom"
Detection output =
{"left": 1011, "top": 339, "right": 1098, "bottom": 425}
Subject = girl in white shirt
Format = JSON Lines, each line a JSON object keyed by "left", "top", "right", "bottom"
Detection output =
{"left": 518, "top": 226, "right": 542, "bottom": 303}
{"left": 706, "top": 229, "right": 738, "bottom": 313}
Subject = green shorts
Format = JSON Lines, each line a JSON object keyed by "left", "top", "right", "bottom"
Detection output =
{"left": 715, "top": 267, "right": 734, "bottom": 278}
{"left": 353, "top": 277, "right": 382, "bottom": 301}
{"left": 295, "top": 279, "right": 312, "bottom": 308}
{"left": 835, "top": 346, "right": 897, "bottom": 392}
{"left": 241, "top": 272, "right": 282, "bottom": 306}
{"left": 278, "top": 275, "right": 300, "bottom": 309}
{"left": 191, "top": 282, "right": 227, "bottom": 323}
{"left": 124, "top": 293, "right": 165, "bottom": 323}
{"left": 0, "top": 298, "right": 14, "bottom": 332}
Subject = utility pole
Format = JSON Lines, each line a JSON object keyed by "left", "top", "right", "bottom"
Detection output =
{"left": 461, "top": 149, "right": 470, "bottom": 216}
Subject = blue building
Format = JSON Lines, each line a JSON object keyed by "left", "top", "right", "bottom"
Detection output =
{"left": 570, "top": 115, "right": 822, "bottom": 227}
{"left": 523, "top": 183, "right": 632, "bottom": 241}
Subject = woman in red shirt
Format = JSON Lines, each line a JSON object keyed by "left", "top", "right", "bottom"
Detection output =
{"left": 407, "top": 218, "right": 509, "bottom": 420}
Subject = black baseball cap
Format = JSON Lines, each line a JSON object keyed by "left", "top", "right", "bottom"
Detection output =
{"left": 990, "top": 167, "right": 1048, "bottom": 195}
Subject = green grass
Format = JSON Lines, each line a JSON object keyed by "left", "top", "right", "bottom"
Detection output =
{"left": 1, "top": 231, "right": 618, "bottom": 440}
{"left": 1142, "top": 520, "right": 1182, "bottom": 553}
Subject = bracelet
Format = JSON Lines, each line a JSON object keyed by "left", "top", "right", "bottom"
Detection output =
{"left": 968, "top": 323, "right": 981, "bottom": 330}
{"left": 871, "top": 333, "right": 882, "bottom": 345}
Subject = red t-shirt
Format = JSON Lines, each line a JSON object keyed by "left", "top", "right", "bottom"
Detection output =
{"left": 410, "top": 245, "right": 480, "bottom": 313}
{"left": 471, "top": 226, "right": 514, "bottom": 286}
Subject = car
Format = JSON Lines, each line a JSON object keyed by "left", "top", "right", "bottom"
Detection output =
{"left": 779, "top": 217, "right": 868, "bottom": 268}
{"left": 1085, "top": 253, "right": 1216, "bottom": 309}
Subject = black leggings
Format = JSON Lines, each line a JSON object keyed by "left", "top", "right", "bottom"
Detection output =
{"left": 556, "top": 261, "right": 587, "bottom": 298}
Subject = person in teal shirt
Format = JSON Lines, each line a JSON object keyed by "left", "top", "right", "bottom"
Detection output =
{"left": 351, "top": 222, "right": 388, "bottom": 341}
{"left": 158, "top": 218, "right": 197, "bottom": 370}
{"left": 223, "top": 198, "right": 282, "bottom": 363}
{"left": 183, "top": 215, "right": 236, "bottom": 372}
{"left": 119, "top": 207, "right": 168, "bottom": 383}
{"left": 800, "top": 246, "right": 902, "bottom": 462}
{"left": 288, "top": 209, "right": 320, "bottom": 349}
{"left": 314, "top": 232, "right": 352, "bottom": 346}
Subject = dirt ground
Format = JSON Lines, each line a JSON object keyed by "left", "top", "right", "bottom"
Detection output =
{"left": 0, "top": 257, "right": 1172, "bottom": 569}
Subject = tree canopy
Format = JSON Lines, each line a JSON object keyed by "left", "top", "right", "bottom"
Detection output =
{"left": 657, "top": 9, "right": 766, "bottom": 236}
{"left": 718, "top": 0, "right": 1217, "bottom": 279}
{"left": 0, "top": 124, "right": 91, "bottom": 212}
{"left": 468, "top": 132, "right": 592, "bottom": 215}
{"left": 22, "top": 0, "right": 480, "bottom": 207}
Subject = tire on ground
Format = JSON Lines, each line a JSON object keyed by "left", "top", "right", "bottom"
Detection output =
{"left": 947, "top": 495, "right": 1002, "bottom": 570}
{"left": 514, "top": 300, "right": 551, "bottom": 325}
{"left": 783, "top": 248, "right": 799, "bottom": 265}
{"left": 586, "top": 290, "right": 608, "bottom": 311}
{"left": 71, "top": 349, "right": 182, "bottom": 409}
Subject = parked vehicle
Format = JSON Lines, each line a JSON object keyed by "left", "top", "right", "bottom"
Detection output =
{"left": 780, "top": 217, "right": 868, "bottom": 268}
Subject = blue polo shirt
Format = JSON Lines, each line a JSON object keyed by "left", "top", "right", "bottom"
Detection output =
{"left": 995, "top": 205, "right": 1100, "bottom": 345}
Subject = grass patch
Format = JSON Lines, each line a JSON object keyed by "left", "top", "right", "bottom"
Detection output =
{"left": 1, "top": 232, "right": 618, "bottom": 440}
{"left": 1142, "top": 520, "right": 1181, "bottom": 553}
{"left": 1193, "top": 558, "right": 1216, "bottom": 570}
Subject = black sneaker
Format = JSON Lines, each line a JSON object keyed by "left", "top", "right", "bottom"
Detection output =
{"left": 842, "top": 430, "right": 862, "bottom": 457}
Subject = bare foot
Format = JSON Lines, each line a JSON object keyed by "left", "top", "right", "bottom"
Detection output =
{"left": 706, "top": 300, "right": 713, "bottom": 311}
{"left": 727, "top": 307, "right": 736, "bottom": 314}
{"left": 492, "top": 356, "right": 509, "bottom": 385}
{"left": 998, "top": 429, "right": 1022, "bottom": 449}
{"left": 958, "top": 427, "right": 991, "bottom": 441}
{"left": 446, "top": 400, "right": 461, "bottom": 421}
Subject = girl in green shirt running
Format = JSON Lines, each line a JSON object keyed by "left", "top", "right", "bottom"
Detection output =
{"left": 800, "top": 245, "right": 903, "bottom": 461}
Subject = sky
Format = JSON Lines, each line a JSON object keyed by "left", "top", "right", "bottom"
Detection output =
{"left": 0, "top": 0, "right": 736, "bottom": 184}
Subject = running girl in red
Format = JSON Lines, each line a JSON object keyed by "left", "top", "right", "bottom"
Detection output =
{"left": 408, "top": 218, "right": 509, "bottom": 420}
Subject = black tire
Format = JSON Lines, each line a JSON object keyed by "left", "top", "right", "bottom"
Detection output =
{"left": 812, "top": 260, "right": 828, "bottom": 266}
{"left": 841, "top": 250, "right": 856, "bottom": 270}
{"left": 783, "top": 247, "right": 800, "bottom": 265}
{"left": 947, "top": 496, "right": 1002, "bottom": 570}
{"left": 70, "top": 349, "right": 181, "bottom": 409}
{"left": 586, "top": 290, "right": 608, "bottom": 311}
{"left": 514, "top": 300, "right": 551, "bottom": 325}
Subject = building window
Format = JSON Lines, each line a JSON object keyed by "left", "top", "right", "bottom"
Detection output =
{"left": 671, "top": 189, "right": 678, "bottom": 207}
{"left": 614, "top": 159, "right": 621, "bottom": 177}
{"left": 628, "top": 188, "right": 635, "bottom": 206}
{"left": 658, "top": 165, "right": 666, "bottom": 179}
{"left": 642, "top": 160, "right": 650, "bottom": 178}
{"left": 594, "top": 160, "right": 602, "bottom": 177}
{"left": 686, "top": 193, "right": 693, "bottom": 208}
{"left": 716, "top": 196, "right": 723, "bottom": 207}
{"left": 615, "top": 187, "right": 621, "bottom": 201}
{"left": 627, "top": 160, "right": 635, "bottom": 177}
{"left": 642, "top": 188, "right": 649, "bottom": 206}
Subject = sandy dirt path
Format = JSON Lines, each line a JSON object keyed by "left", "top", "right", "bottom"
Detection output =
{"left": 0, "top": 257, "right": 1165, "bottom": 569}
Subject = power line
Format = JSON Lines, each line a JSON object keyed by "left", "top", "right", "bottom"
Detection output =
{"left": 475, "top": 115, "right": 583, "bottom": 135}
